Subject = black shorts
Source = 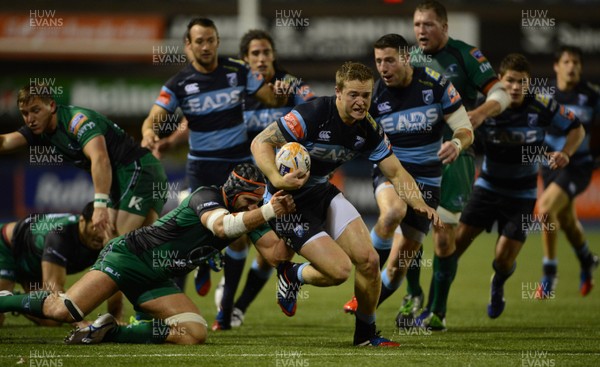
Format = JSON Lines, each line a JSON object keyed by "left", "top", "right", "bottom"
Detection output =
{"left": 269, "top": 183, "right": 341, "bottom": 252}
{"left": 186, "top": 159, "right": 253, "bottom": 191}
{"left": 373, "top": 168, "right": 440, "bottom": 236}
{"left": 460, "top": 186, "right": 536, "bottom": 243}
{"left": 541, "top": 161, "right": 593, "bottom": 200}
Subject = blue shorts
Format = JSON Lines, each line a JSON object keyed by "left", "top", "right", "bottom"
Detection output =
{"left": 541, "top": 161, "right": 593, "bottom": 200}
{"left": 269, "top": 183, "right": 342, "bottom": 253}
{"left": 460, "top": 186, "right": 536, "bottom": 243}
{"left": 186, "top": 159, "right": 253, "bottom": 191}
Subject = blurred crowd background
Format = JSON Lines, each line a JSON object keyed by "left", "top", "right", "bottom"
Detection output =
{"left": 1, "top": 0, "right": 599, "bottom": 221}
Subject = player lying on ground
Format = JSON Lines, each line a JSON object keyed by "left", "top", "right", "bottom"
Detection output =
{"left": 0, "top": 164, "right": 295, "bottom": 345}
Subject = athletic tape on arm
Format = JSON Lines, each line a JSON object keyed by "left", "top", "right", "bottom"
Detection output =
{"left": 206, "top": 208, "right": 229, "bottom": 235}
{"left": 486, "top": 81, "right": 510, "bottom": 111}
{"left": 223, "top": 212, "right": 247, "bottom": 238}
{"left": 446, "top": 107, "right": 474, "bottom": 144}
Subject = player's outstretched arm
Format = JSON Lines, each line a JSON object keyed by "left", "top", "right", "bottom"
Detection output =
{"left": 202, "top": 190, "right": 295, "bottom": 240}
{"left": 0, "top": 131, "right": 28, "bottom": 154}
{"left": 141, "top": 105, "right": 171, "bottom": 150}
{"left": 548, "top": 124, "right": 585, "bottom": 170}
{"left": 468, "top": 81, "right": 510, "bottom": 128}
{"left": 438, "top": 106, "right": 474, "bottom": 164}
{"left": 82, "top": 136, "right": 115, "bottom": 238}
{"left": 255, "top": 79, "right": 289, "bottom": 108}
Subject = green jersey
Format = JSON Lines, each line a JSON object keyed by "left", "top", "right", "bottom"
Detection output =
{"left": 18, "top": 104, "right": 147, "bottom": 171}
{"left": 411, "top": 37, "right": 499, "bottom": 110}
{"left": 9, "top": 213, "right": 99, "bottom": 281}
{"left": 117, "top": 186, "right": 268, "bottom": 279}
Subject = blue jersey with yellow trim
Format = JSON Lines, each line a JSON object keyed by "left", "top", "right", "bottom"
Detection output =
{"left": 369, "top": 67, "right": 463, "bottom": 187}
{"left": 478, "top": 94, "right": 581, "bottom": 199}
{"left": 544, "top": 80, "right": 600, "bottom": 165}
{"left": 244, "top": 70, "right": 315, "bottom": 138}
{"left": 276, "top": 96, "right": 392, "bottom": 191}
{"left": 154, "top": 58, "right": 264, "bottom": 161}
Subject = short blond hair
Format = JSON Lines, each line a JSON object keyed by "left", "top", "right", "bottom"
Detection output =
{"left": 335, "top": 62, "right": 373, "bottom": 91}
{"left": 17, "top": 83, "right": 55, "bottom": 106}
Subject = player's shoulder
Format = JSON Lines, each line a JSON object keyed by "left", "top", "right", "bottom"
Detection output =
{"left": 421, "top": 66, "right": 443, "bottom": 83}
{"left": 530, "top": 93, "right": 560, "bottom": 114}
{"left": 582, "top": 81, "right": 600, "bottom": 97}
{"left": 447, "top": 37, "right": 489, "bottom": 65}
{"left": 187, "top": 186, "right": 226, "bottom": 211}
{"left": 58, "top": 105, "right": 100, "bottom": 133}
{"left": 296, "top": 95, "right": 332, "bottom": 114}
{"left": 222, "top": 57, "right": 250, "bottom": 72}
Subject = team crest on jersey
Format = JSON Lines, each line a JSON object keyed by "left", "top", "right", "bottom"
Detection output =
{"left": 354, "top": 135, "right": 366, "bottom": 149}
{"left": 226, "top": 73, "right": 238, "bottom": 87}
{"left": 444, "top": 64, "right": 459, "bottom": 79}
{"left": 422, "top": 89, "right": 434, "bottom": 105}
{"left": 577, "top": 93, "right": 588, "bottom": 106}
{"left": 184, "top": 83, "right": 200, "bottom": 95}
{"left": 527, "top": 113, "right": 539, "bottom": 126}
{"left": 470, "top": 48, "right": 487, "bottom": 63}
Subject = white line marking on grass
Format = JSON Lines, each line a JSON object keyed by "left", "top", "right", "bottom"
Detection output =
{"left": 2, "top": 352, "right": 600, "bottom": 358}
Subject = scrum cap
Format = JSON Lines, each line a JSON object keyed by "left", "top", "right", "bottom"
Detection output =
{"left": 222, "top": 163, "right": 266, "bottom": 208}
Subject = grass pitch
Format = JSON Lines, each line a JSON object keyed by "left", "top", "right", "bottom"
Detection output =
{"left": 1, "top": 230, "right": 599, "bottom": 366}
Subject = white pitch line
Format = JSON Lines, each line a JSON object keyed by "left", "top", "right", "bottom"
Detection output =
{"left": 2, "top": 352, "right": 600, "bottom": 358}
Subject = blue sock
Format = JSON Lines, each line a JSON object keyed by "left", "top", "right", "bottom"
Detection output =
{"left": 371, "top": 228, "right": 393, "bottom": 269}
{"left": 377, "top": 269, "right": 402, "bottom": 306}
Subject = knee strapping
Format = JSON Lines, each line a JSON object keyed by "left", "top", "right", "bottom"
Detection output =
{"left": 164, "top": 312, "right": 207, "bottom": 328}
{"left": 58, "top": 293, "right": 84, "bottom": 322}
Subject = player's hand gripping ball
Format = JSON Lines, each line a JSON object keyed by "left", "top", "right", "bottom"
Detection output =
{"left": 275, "top": 142, "right": 311, "bottom": 176}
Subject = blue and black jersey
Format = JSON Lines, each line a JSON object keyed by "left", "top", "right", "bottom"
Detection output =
{"left": 477, "top": 94, "right": 580, "bottom": 199}
{"left": 544, "top": 80, "right": 600, "bottom": 165}
{"left": 276, "top": 96, "right": 392, "bottom": 192}
{"left": 155, "top": 58, "right": 264, "bottom": 162}
{"left": 244, "top": 70, "right": 315, "bottom": 139}
{"left": 369, "top": 67, "right": 463, "bottom": 187}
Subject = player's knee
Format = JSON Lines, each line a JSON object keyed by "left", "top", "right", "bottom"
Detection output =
{"left": 356, "top": 248, "right": 380, "bottom": 279}
{"left": 178, "top": 323, "right": 207, "bottom": 345}
{"left": 325, "top": 259, "right": 352, "bottom": 285}
{"left": 378, "top": 205, "right": 405, "bottom": 234}
{"left": 43, "top": 295, "right": 75, "bottom": 322}
{"left": 166, "top": 313, "right": 208, "bottom": 345}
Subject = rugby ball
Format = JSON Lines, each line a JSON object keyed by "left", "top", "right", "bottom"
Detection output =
{"left": 275, "top": 142, "right": 311, "bottom": 176}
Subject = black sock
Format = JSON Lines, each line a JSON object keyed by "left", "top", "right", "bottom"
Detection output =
{"left": 353, "top": 317, "right": 376, "bottom": 345}
{"left": 492, "top": 260, "right": 516, "bottom": 288}
{"left": 234, "top": 268, "right": 271, "bottom": 313}
{"left": 377, "top": 282, "right": 396, "bottom": 307}
{"left": 220, "top": 254, "right": 246, "bottom": 326}
{"left": 375, "top": 248, "right": 391, "bottom": 270}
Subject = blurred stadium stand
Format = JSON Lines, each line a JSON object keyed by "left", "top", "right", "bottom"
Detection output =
{"left": 1, "top": 0, "right": 599, "bottom": 220}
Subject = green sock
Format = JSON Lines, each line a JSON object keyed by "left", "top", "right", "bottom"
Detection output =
{"left": 0, "top": 291, "right": 49, "bottom": 318}
{"left": 430, "top": 254, "right": 458, "bottom": 316}
{"left": 103, "top": 319, "right": 170, "bottom": 344}
{"left": 406, "top": 247, "right": 423, "bottom": 296}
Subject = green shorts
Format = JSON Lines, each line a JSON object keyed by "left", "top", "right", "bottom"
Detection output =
{"left": 0, "top": 224, "right": 16, "bottom": 281}
{"left": 91, "top": 238, "right": 181, "bottom": 309}
{"left": 439, "top": 153, "right": 476, "bottom": 213}
{"left": 111, "top": 153, "right": 168, "bottom": 217}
